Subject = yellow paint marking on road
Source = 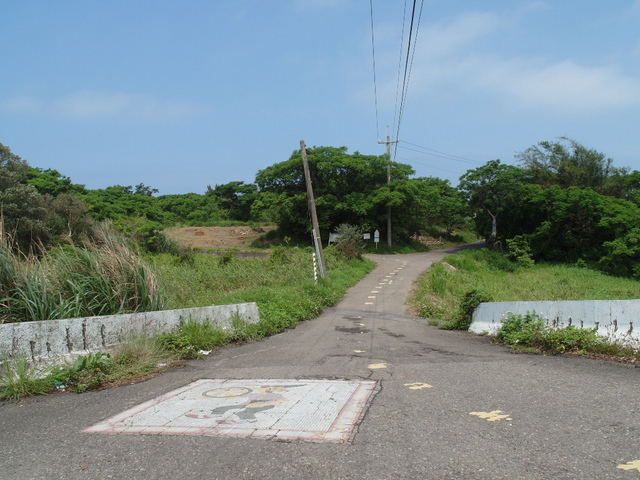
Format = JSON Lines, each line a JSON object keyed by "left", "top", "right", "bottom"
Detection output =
{"left": 357, "top": 323, "right": 365, "bottom": 326}
{"left": 368, "top": 363, "right": 387, "bottom": 369}
{"left": 371, "top": 290, "right": 379, "bottom": 293}
{"left": 469, "top": 410, "right": 512, "bottom": 422}
{"left": 618, "top": 460, "right": 640, "bottom": 471}
{"left": 368, "top": 296, "right": 376, "bottom": 299}
{"left": 365, "top": 302, "right": 374, "bottom": 305}
{"left": 354, "top": 350, "right": 366, "bottom": 353}
{"left": 404, "top": 383, "right": 433, "bottom": 390}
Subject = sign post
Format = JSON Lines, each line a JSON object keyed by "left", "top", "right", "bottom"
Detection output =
{"left": 374, "top": 229, "right": 380, "bottom": 249}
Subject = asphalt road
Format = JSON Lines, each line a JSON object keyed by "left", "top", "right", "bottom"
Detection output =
{"left": 1, "top": 245, "right": 638, "bottom": 480}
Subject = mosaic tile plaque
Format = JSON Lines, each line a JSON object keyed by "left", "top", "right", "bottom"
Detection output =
{"left": 84, "top": 379, "right": 377, "bottom": 443}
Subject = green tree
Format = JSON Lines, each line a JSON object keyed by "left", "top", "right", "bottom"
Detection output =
{"left": 206, "top": 181, "right": 257, "bottom": 221}
{"left": 81, "top": 185, "right": 166, "bottom": 223}
{"left": 26, "top": 168, "right": 87, "bottom": 196}
{"left": 156, "top": 193, "right": 226, "bottom": 225}
{"left": 458, "top": 160, "right": 530, "bottom": 245}
{"left": 516, "top": 137, "right": 629, "bottom": 195}
{"left": 418, "top": 177, "right": 469, "bottom": 234}
{"left": 254, "top": 146, "right": 419, "bottom": 240}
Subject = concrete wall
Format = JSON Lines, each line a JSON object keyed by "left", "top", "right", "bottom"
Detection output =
{"left": 0, "top": 303, "right": 260, "bottom": 363}
{"left": 469, "top": 300, "right": 640, "bottom": 348}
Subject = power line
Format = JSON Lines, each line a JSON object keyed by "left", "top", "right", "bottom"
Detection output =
{"left": 393, "top": 0, "right": 424, "bottom": 160}
{"left": 369, "top": 0, "right": 380, "bottom": 141}
{"left": 398, "top": 140, "right": 484, "bottom": 165}
{"left": 394, "top": 154, "right": 468, "bottom": 176}
{"left": 392, "top": 0, "right": 408, "bottom": 143}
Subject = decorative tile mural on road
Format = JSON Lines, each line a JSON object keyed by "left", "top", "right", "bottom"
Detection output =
{"left": 84, "top": 379, "right": 377, "bottom": 443}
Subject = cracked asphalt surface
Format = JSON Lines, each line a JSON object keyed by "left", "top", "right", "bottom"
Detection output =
{"left": 1, "top": 244, "right": 639, "bottom": 480}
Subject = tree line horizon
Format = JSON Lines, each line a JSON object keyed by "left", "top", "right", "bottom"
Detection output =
{"left": 2, "top": 137, "right": 640, "bottom": 277}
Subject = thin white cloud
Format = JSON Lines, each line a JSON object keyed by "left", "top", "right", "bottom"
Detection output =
{"left": 405, "top": 7, "right": 640, "bottom": 115}
{"left": 466, "top": 57, "right": 640, "bottom": 113}
{"left": 2, "top": 90, "right": 200, "bottom": 122}
{"left": 422, "top": 11, "right": 501, "bottom": 59}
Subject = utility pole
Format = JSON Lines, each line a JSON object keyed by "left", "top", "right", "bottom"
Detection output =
{"left": 378, "top": 127, "right": 398, "bottom": 247}
{"left": 300, "top": 140, "right": 327, "bottom": 280}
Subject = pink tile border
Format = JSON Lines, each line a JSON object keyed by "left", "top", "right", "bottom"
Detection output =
{"left": 83, "top": 379, "right": 378, "bottom": 443}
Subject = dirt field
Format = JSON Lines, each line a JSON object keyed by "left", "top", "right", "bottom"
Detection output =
{"left": 164, "top": 225, "right": 277, "bottom": 250}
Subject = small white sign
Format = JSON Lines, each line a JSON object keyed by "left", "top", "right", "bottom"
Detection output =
{"left": 363, "top": 233, "right": 371, "bottom": 240}
{"left": 374, "top": 229, "right": 380, "bottom": 243}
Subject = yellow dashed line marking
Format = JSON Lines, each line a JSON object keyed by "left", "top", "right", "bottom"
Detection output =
{"left": 469, "top": 410, "right": 512, "bottom": 422}
{"left": 618, "top": 460, "right": 640, "bottom": 472}
{"left": 365, "top": 302, "right": 374, "bottom": 305}
{"left": 404, "top": 383, "right": 432, "bottom": 390}
{"left": 368, "top": 296, "right": 376, "bottom": 299}
{"left": 354, "top": 350, "right": 366, "bottom": 353}
{"left": 368, "top": 363, "right": 387, "bottom": 369}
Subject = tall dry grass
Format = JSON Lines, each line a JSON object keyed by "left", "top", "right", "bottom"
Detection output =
{"left": 0, "top": 222, "right": 163, "bottom": 323}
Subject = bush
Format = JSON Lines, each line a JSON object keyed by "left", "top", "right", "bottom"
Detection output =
{"left": 495, "top": 312, "right": 601, "bottom": 354}
{"left": 54, "top": 352, "right": 113, "bottom": 393}
{"left": 506, "top": 235, "right": 535, "bottom": 267}
{"left": 495, "top": 312, "right": 546, "bottom": 345}
{"left": 444, "top": 289, "right": 492, "bottom": 330}
{"left": 333, "top": 224, "right": 364, "bottom": 260}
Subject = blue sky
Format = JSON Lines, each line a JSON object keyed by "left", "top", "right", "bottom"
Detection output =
{"left": 3, "top": 1, "right": 640, "bottom": 195}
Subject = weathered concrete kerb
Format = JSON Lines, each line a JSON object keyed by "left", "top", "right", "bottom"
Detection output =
{"left": 470, "top": 299, "right": 640, "bottom": 347}
{"left": 0, "top": 303, "right": 260, "bottom": 363}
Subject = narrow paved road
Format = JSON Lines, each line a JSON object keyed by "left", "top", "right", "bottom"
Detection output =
{"left": 1, "top": 246, "right": 638, "bottom": 480}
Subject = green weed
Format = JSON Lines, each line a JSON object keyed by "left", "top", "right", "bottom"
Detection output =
{"left": 156, "top": 319, "right": 230, "bottom": 359}
{"left": 0, "top": 357, "right": 56, "bottom": 400}
{"left": 54, "top": 352, "right": 114, "bottom": 393}
{"left": 493, "top": 312, "right": 636, "bottom": 359}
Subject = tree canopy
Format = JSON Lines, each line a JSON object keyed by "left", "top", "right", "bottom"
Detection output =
{"left": 461, "top": 139, "right": 640, "bottom": 277}
{"left": 253, "top": 146, "right": 464, "bottom": 241}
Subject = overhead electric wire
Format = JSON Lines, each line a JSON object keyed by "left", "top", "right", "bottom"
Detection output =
{"left": 394, "top": 154, "right": 467, "bottom": 177}
{"left": 392, "top": 0, "right": 408, "bottom": 142}
{"left": 369, "top": 0, "right": 381, "bottom": 141}
{"left": 393, "top": 0, "right": 424, "bottom": 159}
{"left": 398, "top": 140, "right": 483, "bottom": 165}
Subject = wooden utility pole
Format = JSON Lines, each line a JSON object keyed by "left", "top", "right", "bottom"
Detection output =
{"left": 300, "top": 140, "right": 327, "bottom": 280}
{"left": 378, "top": 127, "right": 398, "bottom": 247}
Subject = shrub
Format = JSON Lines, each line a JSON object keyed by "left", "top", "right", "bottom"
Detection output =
{"left": 54, "top": 352, "right": 114, "bottom": 393}
{"left": 333, "top": 224, "right": 364, "bottom": 260}
{"left": 495, "top": 312, "right": 601, "bottom": 354}
{"left": 444, "top": 289, "right": 492, "bottom": 330}
{"left": 506, "top": 235, "right": 535, "bottom": 268}
{"left": 495, "top": 312, "right": 546, "bottom": 345}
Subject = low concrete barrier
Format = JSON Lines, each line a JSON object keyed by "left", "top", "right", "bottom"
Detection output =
{"left": 469, "top": 300, "right": 640, "bottom": 348}
{"left": 0, "top": 303, "right": 260, "bottom": 363}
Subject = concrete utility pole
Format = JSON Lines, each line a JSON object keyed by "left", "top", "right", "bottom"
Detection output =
{"left": 300, "top": 140, "right": 327, "bottom": 280}
{"left": 378, "top": 127, "right": 398, "bottom": 247}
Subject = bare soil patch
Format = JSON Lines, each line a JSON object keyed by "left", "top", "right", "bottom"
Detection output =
{"left": 164, "top": 225, "right": 277, "bottom": 250}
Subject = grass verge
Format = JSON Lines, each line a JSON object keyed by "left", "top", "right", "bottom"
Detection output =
{"left": 409, "top": 247, "right": 640, "bottom": 362}
{"left": 1, "top": 248, "right": 375, "bottom": 400}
